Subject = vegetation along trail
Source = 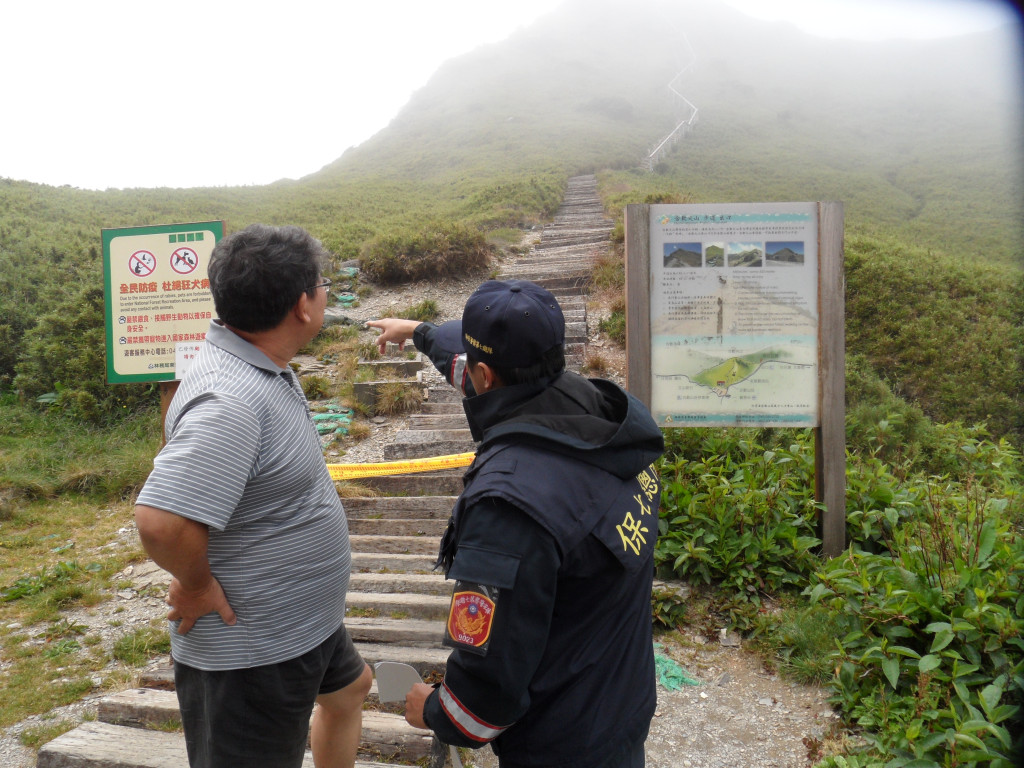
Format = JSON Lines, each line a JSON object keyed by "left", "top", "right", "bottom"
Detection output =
{"left": 1, "top": 1, "right": 1021, "bottom": 764}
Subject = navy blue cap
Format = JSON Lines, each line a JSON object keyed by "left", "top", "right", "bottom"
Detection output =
{"left": 434, "top": 280, "right": 565, "bottom": 368}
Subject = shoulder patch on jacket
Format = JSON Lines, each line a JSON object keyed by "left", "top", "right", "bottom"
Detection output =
{"left": 443, "top": 545, "right": 520, "bottom": 655}
{"left": 445, "top": 582, "right": 498, "bottom": 654}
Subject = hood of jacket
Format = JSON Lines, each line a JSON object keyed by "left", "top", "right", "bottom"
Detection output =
{"left": 462, "top": 371, "right": 664, "bottom": 480}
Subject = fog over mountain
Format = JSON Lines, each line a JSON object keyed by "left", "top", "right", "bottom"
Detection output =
{"left": 314, "top": 0, "right": 1022, "bottom": 188}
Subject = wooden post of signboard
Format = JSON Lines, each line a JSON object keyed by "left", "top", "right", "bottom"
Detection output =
{"left": 625, "top": 202, "right": 846, "bottom": 557}
{"left": 625, "top": 205, "right": 652, "bottom": 405}
{"left": 816, "top": 202, "right": 845, "bottom": 556}
{"left": 159, "top": 381, "right": 179, "bottom": 446}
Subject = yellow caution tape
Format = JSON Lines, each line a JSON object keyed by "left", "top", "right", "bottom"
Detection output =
{"left": 327, "top": 452, "right": 475, "bottom": 481}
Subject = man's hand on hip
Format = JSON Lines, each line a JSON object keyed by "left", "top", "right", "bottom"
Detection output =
{"left": 167, "top": 575, "right": 236, "bottom": 634}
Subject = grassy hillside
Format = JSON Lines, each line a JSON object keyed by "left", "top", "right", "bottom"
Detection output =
{"left": 0, "top": 0, "right": 1021, "bottom": 439}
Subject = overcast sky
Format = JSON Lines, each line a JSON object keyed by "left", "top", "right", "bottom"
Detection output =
{"left": 1, "top": 0, "right": 1018, "bottom": 191}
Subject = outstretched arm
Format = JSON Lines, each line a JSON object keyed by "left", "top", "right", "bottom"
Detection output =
{"left": 365, "top": 318, "right": 421, "bottom": 355}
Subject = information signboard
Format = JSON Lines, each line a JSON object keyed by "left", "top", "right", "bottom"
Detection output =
{"left": 102, "top": 221, "right": 223, "bottom": 384}
{"left": 625, "top": 201, "right": 846, "bottom": 555}
{"left": 647, "top": 202, "right": 819, "bottom": 428}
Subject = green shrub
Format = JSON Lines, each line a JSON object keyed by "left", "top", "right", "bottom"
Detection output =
{"left": 655, "top": 431, "right": 821, "bottom": 627}
{"left": 395, "top": 300, "right": 440, "bottom": 323}
{"left": 805, "top": 431, "right": 1023, "bottom": 765}
{"left": 360, "top": 221, "right": 493, "bottom": 285}
{"left": 12, "top": 286, "right": 157, "bottom": 425}
{"left": 301, "top": 375, "right": 333, "bottom": 401}
{"left": 598, "top": 308, "right": 625, "bottom": 345}
{"left": 1, "top": 562, "right": 82, "bottom": 603}
{"left": 374, "top": 382, "right": 423, "bottom": 416}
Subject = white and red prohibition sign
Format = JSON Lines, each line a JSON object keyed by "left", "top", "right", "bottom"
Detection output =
{"left": 129, "top": 249, "right": 156, "bottom": 277}
{"left": 170, "top": 247, "right": 199, "bottom": 275}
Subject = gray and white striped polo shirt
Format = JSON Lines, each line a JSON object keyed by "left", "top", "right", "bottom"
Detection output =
{"left": 136, "top": 320, "right": 349, "bottom": 670}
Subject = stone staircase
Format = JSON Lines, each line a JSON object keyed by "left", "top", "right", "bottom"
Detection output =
{"left": 35, "top": 175, "right": 612, "bottom": 768}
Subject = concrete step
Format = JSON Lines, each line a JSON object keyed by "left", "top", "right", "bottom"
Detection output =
{"left": 133, "top": 648, "right": 449, "bottom": 705}
{"left": 349, "top": 572, "right": 449, "bottom": 596}
{"left": 351, "top": 552, "right": 439, "bottom": 572}
{"left": 420, "top": 401, "right": 464, "bottom": 415}
{"left": 109, "top": 645, "right": 447, "bottom": 693}
{"left": 383, "top": 438, "right": 477, "bottom": 461}
{"left": 349, "top": 534, "right": 441, "bottom": 555}
{"left": 357, "top": 359, "right": 426, "bottom": 378}
{"left": 344, "top": 496, "right": 457, "bottom": 517}
{"left": 348, "top": 518, "right": 448, "bottom": 536}
{"left": 356, "top": 472, "right": 464, "bottom": 496}
{"left": 354, "top": 643, "right": 450, "bottom": 679}
{"left": 345, "top": 616, "right": 445, "bottom": 646}
{"left": 96, "top": 682, "right": 413, "bottom": 722}
{"left": 348, "top": 591, "right": 450, "bottom": 620}
{"left": 408, "top": 413, "right": 469, "bottom": 429}
{"left": 36, "top": 712, "right": 426, "bottom": 768}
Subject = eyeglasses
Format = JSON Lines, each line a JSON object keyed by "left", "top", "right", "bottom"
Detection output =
{"left": 310, "top": 278, "right": 332, "bottom": 292}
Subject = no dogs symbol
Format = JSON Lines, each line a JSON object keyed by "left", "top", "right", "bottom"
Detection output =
{"left": 170, "top": 247, "right": 199, "bottom": 275}
{"left": 129, "top": 250, "right": 156, "bottom": 277}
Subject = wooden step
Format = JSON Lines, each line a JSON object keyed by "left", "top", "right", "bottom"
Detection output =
{"left": 348, "top": 591, "right": 450, "bottom": 620}
{"left": 419, "top": 401, "right": 464, "bottom": 415}
{"left": 424, "top": 387, "right": 462, "bottom": 404}
{"left": 355, "top": 471, "right": 465, "bottom": 496}
{"left": 349, "top": 572, "right": 449, "bottom": 596}
{"left": 354, "top": 642, "right": 450, "bottom": 678}
{"left": 344, "top": 496, "right": 457, "bottom": 517}
{"left": 351, "top": 552, "right": 439, "bottom": 572}
{"left": 36, "top": 719, "right": 420, "bottom": 768}
{"left": 345, "top": 616, "right": 445, "bottom": 645}
{"left": 347, "top": 518, "right": 447, "bottom": 536}
{"left": 408, "top": 413, "right": 469, "bottom": 429}
{"left": 383, "top": 439, "right": 477, "bottom": 461}
{"left": 348, "top": 534, "right": 441, "bottom": 555}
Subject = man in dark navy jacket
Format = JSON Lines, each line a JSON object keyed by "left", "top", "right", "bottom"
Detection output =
{"left": 368, "top": 280, "right": 664, "bottom": 768}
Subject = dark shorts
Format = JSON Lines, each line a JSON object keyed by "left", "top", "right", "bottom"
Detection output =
{"left": 173, "top": 623, "right": 365, "bottom": 768}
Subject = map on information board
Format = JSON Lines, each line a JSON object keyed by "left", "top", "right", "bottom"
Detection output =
{"left": 649, "top": 203, "right": 819, "bottom": 428}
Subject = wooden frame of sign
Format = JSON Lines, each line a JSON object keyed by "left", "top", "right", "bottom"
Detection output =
{"left": 625, "top": 202, "right": 846, "bottom": 557}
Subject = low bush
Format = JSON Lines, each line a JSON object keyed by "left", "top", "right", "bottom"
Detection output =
{"left": 597, "top": 304, "right": 625, "bottom": 346}
{"left": 11, "top": 287, "right": 157, "bottom": 426}
{"left": 656, "top": 430, "right": 821, "bottom": 628}
{"left": 373, "top": 382, "right": 423, "bottom": 416}
{"left": 808, "top": 472, "right": 1023, "bottom": 765}
{"left": 395, "top": 300, "right": 440, "bottom": 323}
{"left": 360, "top": 221, "right": 493, "bottom": 284}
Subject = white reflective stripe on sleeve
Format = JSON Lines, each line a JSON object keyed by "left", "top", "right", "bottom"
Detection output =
{"left": 438, "top": 682, "right": 510, "bottom": 743}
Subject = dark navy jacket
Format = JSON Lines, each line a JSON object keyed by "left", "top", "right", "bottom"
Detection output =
{"left": 410, "top": 328, "right": 665, "bottom": 768}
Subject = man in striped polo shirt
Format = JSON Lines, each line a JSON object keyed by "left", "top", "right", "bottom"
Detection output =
{"left": 135, "top": 224, "right": 371, "bottom": 768}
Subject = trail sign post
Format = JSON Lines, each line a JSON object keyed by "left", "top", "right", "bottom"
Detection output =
{"left": 625, "top": 202, "right": 845, "bottom": 556}
{"left": 102, "top": 221, "right": 224, "bottom": 433}
{"left": 102, "top": 221, "right": 222, "bottom": 383}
